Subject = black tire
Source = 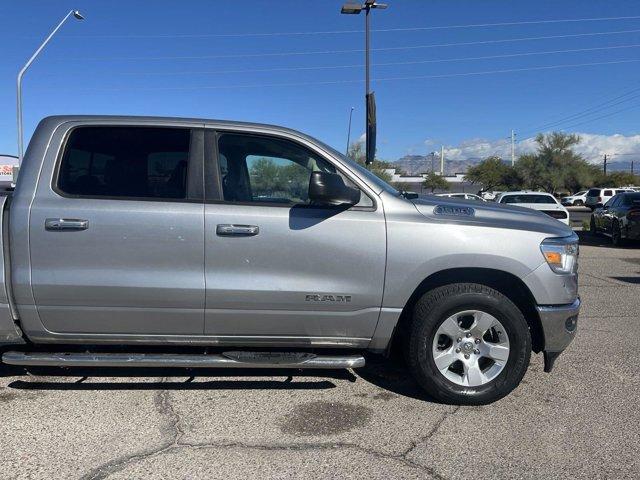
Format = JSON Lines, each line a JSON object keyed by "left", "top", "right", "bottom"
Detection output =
{"left": 611, "top": 221, "right": 625, "bottom": 247}
{"left": 590, "top": 216, "right": 598, "bottom": 235}
{"left": 407, "top": 283, "right": 531, "bottom": 405}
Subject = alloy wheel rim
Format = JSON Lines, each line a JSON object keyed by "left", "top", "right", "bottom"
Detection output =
{"left": 431, "top": 310, "right": 510, "bottom": 387}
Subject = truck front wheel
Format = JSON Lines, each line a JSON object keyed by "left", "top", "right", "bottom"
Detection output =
{"left": 407, "top": 283, "right": 531, "bottom": 405}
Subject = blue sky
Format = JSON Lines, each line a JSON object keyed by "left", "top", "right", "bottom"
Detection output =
{"left": 2, "top": 0, "right": 640, "bottom": 162}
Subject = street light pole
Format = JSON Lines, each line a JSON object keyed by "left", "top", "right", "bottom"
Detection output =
{"left": 17, "top": 9, "right": 84, "bottom": 165}
{"left": 341, "top": 1, "right": 387, "bottom": 165}
{"left": 365, "top": 5, "right": 370, "bottom": 99}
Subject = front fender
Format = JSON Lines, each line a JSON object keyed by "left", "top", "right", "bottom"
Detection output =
{"left": 382, "top": 208, "right": 549, "bottom": 310}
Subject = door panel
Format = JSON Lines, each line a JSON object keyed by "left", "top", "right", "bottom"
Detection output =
{"left": 203, "top": 131, "right": 386, "bottom": 340}
{"left": 29, "top": 126, "right": 205, "bottom": 335}
{"left": 204, "top": 204, "right": 385, "bottom": 338}
{"left": 30, "top": 200, "right": 204, "bottom": 334}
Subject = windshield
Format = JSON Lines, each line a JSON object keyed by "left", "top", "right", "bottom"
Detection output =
{"left": 315, "top": 140, "right": 400, "bottom": 196}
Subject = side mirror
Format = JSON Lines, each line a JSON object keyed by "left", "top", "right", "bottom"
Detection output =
{"left": 308, "top": 171, "right": 360, "bottom": 206}
{"left": 401, "top": 190, "right": 419, "bottom": 199}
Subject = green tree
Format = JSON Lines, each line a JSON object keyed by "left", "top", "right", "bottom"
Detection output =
{"left": 249, "top": 157, "right": 310, "bottom": 202}
{"left": 250, "top": 158, "right": 283, "bottom": 193}
{"left": 348, "top": 142, "right": 393, "bottom": 183}
{"left": 515, "top": 132, "right": 596, "bottom": 193}
{"left": 465, "top": 156, "right": 519, "bottom": 191}
{"left": 598, "top": 171, "right": 640, "bottom": 187}
{"left": 515, "top": 153, "right": 547, "bottom": 191}
{"left": 422, "top": 171, "right": 450, "bottom": 193}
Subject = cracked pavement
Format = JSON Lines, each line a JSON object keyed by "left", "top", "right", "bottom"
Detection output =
{"left": 1, "top": 233, "right": 639, "bottom": 479}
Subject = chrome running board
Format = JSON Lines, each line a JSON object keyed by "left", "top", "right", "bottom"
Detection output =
{"left": 1, "top": 351, "right": 365, "bottom": 369}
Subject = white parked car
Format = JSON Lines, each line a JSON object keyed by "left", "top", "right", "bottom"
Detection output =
{"left": 436, "top": 193, "right": 485, "bottom": 201}
{"left": 585, "top": 187, "right": 633, "bottom": 210}
{"left": 560, "top": 191, "right": 587, "bottom": 207}
{"left": 480, "top": 191, "right": 503, "bottom": 201}
{"left": 495, "top": 191, "right": 570, "bottom": 225}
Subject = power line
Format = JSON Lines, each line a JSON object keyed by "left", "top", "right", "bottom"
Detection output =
{"left": 70, "top": 43, "right": 639, "bottom": 77}
{"left": 520, "top": 83, "right": 640, "bottom": 134}
{"left": 67, "top": 28, "right": 640, "bottom": 61}
{"left": 43, "top": 58, "right": 640, "bottom": 92}
{"left": 558, "top": 101, "right": 640, "bottom": 130}
{"left": 53, "top": 15, "right": 640, "bottom": 38}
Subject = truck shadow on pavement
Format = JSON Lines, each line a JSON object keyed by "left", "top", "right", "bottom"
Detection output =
{"left": 355, "top": 355, "right": 443, "bottom": 403}
{"left": 2, "top": 357, "right": 441, "bottom": 402}
{"left": 3, "top": 366, "right": 356, "bottom": 391}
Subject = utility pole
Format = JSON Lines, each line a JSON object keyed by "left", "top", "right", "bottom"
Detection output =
{"left": 430, "top": 151, "right": 435, "bottom": 173}
{"left": 440, "top": 146, "right": 444, "bottom": 175}
{"left": 603, "top": 154, "right": 608, "bottom": 176}
{"left": 511, "top": 130, "right": 516, "bottom": 166}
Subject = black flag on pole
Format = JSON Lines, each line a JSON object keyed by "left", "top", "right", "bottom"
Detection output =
{"left": 366, "top": 92, "right": 376, "bottom": 165}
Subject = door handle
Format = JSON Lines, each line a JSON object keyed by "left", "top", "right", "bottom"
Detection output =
{"left": 45, "top": 218, "right": 89, "bottom": 231}
{"left": 216, "top": 224, "right": 259, "bottom": 237}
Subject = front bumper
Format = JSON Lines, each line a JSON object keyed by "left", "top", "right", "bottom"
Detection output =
{"left": 536, "top": 297, "right": 580, "bottom": 372}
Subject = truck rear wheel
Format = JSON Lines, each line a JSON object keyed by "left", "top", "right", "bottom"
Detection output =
{"left": 407, "top": 283, "right": 531, "bottom": 405}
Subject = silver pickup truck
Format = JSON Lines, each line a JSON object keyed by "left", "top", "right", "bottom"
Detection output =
{"left": 0, "top": 115, "right": 579, "bottom": 405}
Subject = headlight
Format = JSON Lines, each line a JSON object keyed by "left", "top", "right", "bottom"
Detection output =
{"left": 540, "top": 235, "right": 579, "bottom": 274}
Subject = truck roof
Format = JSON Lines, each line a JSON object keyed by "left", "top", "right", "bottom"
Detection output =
{"left": 39, "top": 114, "right": 312, "bottom": 138}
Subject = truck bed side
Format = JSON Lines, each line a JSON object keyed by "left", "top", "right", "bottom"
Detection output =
{"left": 0, "top": 195, "right": 25, "bottom": 346}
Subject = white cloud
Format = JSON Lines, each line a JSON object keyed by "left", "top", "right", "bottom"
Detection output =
{"left": 436, "top": 132, "right": 640, "bottom": 164}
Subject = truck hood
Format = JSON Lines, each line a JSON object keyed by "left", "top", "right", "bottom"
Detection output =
{"left": 410, "top": 195, "right": 573, "bottom": 237}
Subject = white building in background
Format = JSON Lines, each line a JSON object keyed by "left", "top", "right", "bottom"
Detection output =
{"left": 383, "top": 168, "right": 474, "bottom": 194}
{"left": 0, "top": 155, "right": 18, "bottom": 191}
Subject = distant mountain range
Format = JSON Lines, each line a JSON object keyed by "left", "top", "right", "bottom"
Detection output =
{"left": 390, "top": 155, "right": 638, "bottom": 176}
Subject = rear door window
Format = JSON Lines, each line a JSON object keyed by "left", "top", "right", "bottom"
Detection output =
{"left": 603, "top": 190, "right": 613, "bottom": 197}
{"left": 57, "top": 126, "right": 192, "bottom": 200}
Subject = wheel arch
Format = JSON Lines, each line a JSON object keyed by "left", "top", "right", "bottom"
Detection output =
{"left": 390, "top": 267, "right": 544, "bottom": 355}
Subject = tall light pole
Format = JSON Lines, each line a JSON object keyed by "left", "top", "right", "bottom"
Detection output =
{"left": 17, "top": 9, "right": 84, "bottom": 166}
{"left": 341, "top": 1, "right": 388, "bottom": 165}
{"left": 345, "top": 106, "right": 355, "bottom": 156}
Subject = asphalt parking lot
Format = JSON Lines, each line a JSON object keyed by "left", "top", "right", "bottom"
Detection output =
{"left": 1, "top": 231, "right": 638, "bottom": 480}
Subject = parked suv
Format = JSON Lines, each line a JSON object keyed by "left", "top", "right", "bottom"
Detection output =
{"left": 561, "top": 191, "right": 587, "bottom": 207}
{"left": 585, "top": 188, "right": 631, "bottom": 210}
{"left": 0, "top": 116, "right": 580, "bottom": 405}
